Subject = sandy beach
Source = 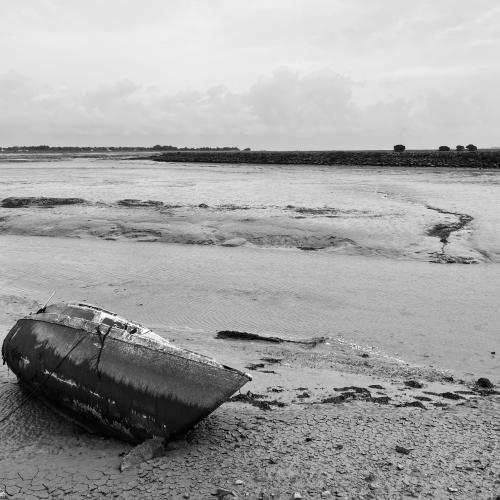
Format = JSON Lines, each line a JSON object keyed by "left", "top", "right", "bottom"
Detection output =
{"left": 0, "top": 156, "right": 499, "bottom": 499}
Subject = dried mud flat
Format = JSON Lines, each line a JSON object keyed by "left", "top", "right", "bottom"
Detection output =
{"left": 0, "top": 297, "right": 499, "bottom": 499}
{"left": 0, "top": 391, "right": 498, "bottom": 499}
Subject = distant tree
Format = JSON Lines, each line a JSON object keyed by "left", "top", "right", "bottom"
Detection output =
{"left": 466, "top": 144, "right": 478, "bottom": 151}
{"left": 243, "top": 147, "right": 251, "bottom": 151}
{"left": 456, "top": 145, "right": 465, "bottom": 151}
{"left": 152, "top": 145, "right": 177, "bottom": 151}
{"left": 393, "top": 144, "right": 406, "bottom": 152}
{"left": 438, "top": 146, "right": 450, "bottom": 151}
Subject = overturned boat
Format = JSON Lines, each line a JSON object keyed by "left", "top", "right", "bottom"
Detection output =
{"left": 2, "top": 302, "right": 250, "bottom": 443}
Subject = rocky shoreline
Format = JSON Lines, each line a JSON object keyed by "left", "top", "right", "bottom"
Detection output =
{"left": 151, "top": 150, "right": 500, "bottom": 168}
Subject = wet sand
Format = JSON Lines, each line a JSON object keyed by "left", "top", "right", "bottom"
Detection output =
{"left": 0, "top": 157, "right": 499, "bottom": 498}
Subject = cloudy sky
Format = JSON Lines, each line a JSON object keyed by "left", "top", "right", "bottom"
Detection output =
{"left": 1, "top": 0, "right": 499, "bottom": 149}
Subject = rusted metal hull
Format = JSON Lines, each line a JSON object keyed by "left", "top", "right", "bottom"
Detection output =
{"left": 2, "top": 303, "right": 250, "bottom": 443}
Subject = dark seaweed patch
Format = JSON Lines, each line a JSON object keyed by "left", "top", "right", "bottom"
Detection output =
{"left": 230, "top": 391, "right": 286, "bottom": 411}
{"left": 216, "top": 330, "right": 327, "bottom": 346}
{"left": 2, "top": 197, "right": 85, "bottom": 208}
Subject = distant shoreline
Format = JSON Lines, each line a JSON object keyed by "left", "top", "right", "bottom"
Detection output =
{"left": 1, "top": 149, "right": 500, "bottom": 168}
{"left": 152, "top": 150, "right": 500, "bottom": 168}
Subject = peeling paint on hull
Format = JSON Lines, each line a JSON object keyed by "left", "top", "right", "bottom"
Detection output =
{"left": 2, "top": 303, "right": 251, "bottom": 443}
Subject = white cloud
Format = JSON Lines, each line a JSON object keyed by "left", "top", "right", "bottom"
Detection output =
{"left": 0, "top": 1, "right": 499, "bottom": 148}
{"left": 247, "top": 69, "right": 354, "bottom": 128}
{"left": 1, "top": 67, "right": 499, "bottom": 149}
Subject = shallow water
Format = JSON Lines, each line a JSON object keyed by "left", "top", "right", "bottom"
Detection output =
{"left": 1, "top": 156, "right": 499, "bottom": 210}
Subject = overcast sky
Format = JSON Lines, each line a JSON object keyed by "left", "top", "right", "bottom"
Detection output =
{"left": 1, "top": 0, "right": 499, "bottom": 149}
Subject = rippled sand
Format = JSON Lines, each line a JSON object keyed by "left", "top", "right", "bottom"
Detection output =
{"left": 1, "top": 234, "right": 498, "bottom": 379}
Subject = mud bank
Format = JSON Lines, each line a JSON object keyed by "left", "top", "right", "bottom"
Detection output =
{"left": 0, "top": 197, "right": 493, "bottom": 263}
{"left": 152, "top": 150, "right": 500, "bottom": 168}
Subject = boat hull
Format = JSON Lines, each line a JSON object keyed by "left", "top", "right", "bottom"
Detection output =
{"left": 2, "top": 306, "right": 250, "bottom": 443}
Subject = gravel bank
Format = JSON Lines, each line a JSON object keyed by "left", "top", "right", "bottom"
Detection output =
{"left": 152, "top": 150, "right": 500, "bottom": 169}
